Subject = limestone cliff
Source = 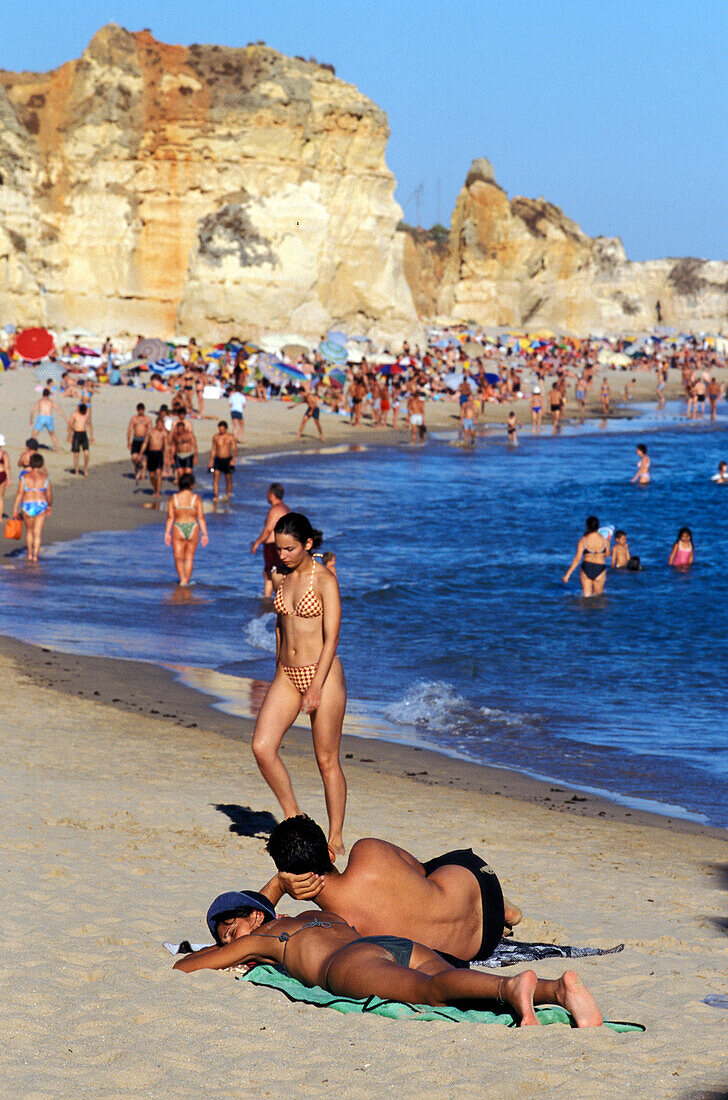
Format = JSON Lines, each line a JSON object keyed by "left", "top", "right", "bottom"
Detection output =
{"left": 424, "top": 157, "right": 728, "bottom": 333}
{"left": 0, "top": 25, "right": 418, "bottom": 342}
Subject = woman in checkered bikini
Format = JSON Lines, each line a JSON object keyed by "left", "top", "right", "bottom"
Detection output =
{"left": 251, "top": 513, "right": 347, "bottom": 855}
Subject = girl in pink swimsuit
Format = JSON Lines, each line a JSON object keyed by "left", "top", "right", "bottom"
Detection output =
{"left": 251, "top": 513, "right": 347, "bottom": 854}
{"left": 669, "top": 527, "right": 694, "bottom": 568}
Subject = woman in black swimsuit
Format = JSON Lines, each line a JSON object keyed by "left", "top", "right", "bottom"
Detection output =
{"left": 173, "top": 893, "right": 605, "bottom": 1028}
{"left": 562, "top": 515, "right": 609, "bottom": 597}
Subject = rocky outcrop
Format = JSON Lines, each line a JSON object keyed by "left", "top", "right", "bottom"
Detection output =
{"left": 426, "top": 157, "right": 728, "bottom": 333}
{"left": 0, "top": 26, "right": 418, "bottom": 342}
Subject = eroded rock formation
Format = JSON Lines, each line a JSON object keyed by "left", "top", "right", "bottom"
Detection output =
{"left": 0, "top": 25, "right": 418, "bottom": 341}
{"left": 423, "top": 157, "right": 728, "bottom": 333}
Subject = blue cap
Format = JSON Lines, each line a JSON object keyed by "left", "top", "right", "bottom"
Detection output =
{"left": 206, "top": 890, "right": 277, "bottom": 941}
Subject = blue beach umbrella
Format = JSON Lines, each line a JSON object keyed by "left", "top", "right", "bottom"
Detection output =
{"left": 149, "top": 358, "right": 183, "bottom": 377}
{"left": 259, "top": 360, "right": 307, "bottom": 388}
{"left": 318, "top": 340, "right": 348, "bottom": 365}
{"left": 326, "top": 330, "right": 348, "bottom": 347}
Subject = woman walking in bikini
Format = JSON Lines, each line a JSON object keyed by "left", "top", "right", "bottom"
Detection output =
{"left": 251, "top": 513, "right": 347, "bottom": 855}
{"left": 164, "top": 472, "right": 208, "bottom": 586}
{"left": 562, "top": 515, "right": 609, "bottom": 598}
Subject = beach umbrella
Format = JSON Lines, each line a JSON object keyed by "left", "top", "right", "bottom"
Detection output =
{"left": 282, "top": 343, "right": 309, "bottom": 359}
{"left": 378, "top": 363, "right": 404, "bottom": 376}
{"left": 0, "top": 351, "right": 10, "bottom": 370}
{"left": 118, "top": 358, "right": 149, "bottom": 372}
{"left": 133, "top": 337, "right": 169, "bottom": 361}
{"left": 259, "top": 361, "right": 307, "bottom": 388}
{"left": 326, "top": 330, "right": 349, "bottom": 347}
{"left": 33, "top": 361, "right": 65, "bottom": 384}
{"left": 3, "top": 323, "right": 16, "bottom": 335}
{"left": 318, "top": 340, "right": 348, "bottom": 365}
{"left": 149, "top": 358, "right": 183, "bottom": 377}
{"left": 15, "top": 327, "right": 54, "bottom": 361}
{"left": 484, "top": 372, "right": 500, "bottom": 386}
{"left": 326, "top": 367, "right": 347, "bottom": 387}
{"left": 443, "top": 371, "right": 464, "bottom": 391}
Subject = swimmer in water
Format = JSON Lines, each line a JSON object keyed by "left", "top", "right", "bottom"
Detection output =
{"left": 711, "top": 461, "right": 728, "bottom": 484}
{"left": 668, "top": 527, "right": 694, "bottom": 569}
{"left": 562, "top": 515, "right": 608, "bottom": 597}
{"left": 506, "top": 410, "right": 519, "bottom": 447}
{"left": 631, "top": 443, "right": 650, "bottom": 485}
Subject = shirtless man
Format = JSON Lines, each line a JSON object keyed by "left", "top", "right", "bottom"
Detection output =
{"left": 298, "top": 391, "right": 323, "bottom": 440}
{"left": 30, "top": 389, "right": 67, "bottom": 451}
{"left": 209, "top": 420, "right": 237, "bottom": 501}
{"left": 250, "top": 482, "right": 290, "bottom": 597}
{"left": 0, "top": 434, "right": 11, "bottom": 516}
{"left": 127, "top": 403, "right": 152, "bottom": 481}
{"left": 462, "top": 393, "right": 477, "bottom": 447}
{"left": 407, "top": 391, "right": 426, "bottom": 444}
{"left": 140, "top": 414, "right": 168, "bottom": 501}
{"left": 349, "top": 376, "right": 367, "bottom": 427}
{"left": 549, "top": 383, "right": 564, "bottom": 432}
{"left": 68, "top": 402, "right": 94, "bottom": 476}
{"left": 707, "top": 376, "right": 721, "bottom": 421}
{"left": 169, "top": 413, "right": 198, "bottom": 484}
{"left": 180, "top": 367, "right": 196, "bottom": 413}
{"left": 258, "top": 815, "right": 522, "bottom": 967}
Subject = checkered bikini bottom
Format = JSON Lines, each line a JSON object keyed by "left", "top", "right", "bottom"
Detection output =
{"left": 281, "top": 663, "right": 318, "bottom": 694}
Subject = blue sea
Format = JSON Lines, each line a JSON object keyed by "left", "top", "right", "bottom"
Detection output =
{"left": 2, "top": 404, "right": 727, "bottom": 828}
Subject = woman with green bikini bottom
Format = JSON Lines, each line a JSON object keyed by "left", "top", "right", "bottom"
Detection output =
{"left": 164, "top": 472, "right": 208, "bottom": 586}
{"left": 173, "top": 891, "right": 605, "bottom": 1028}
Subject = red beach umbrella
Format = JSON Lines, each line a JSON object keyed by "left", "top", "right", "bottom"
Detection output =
{"left": 14, "top": 327, "right": 54, "bottom": 361}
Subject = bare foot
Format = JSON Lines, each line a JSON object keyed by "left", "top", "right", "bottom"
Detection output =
{"left": 557, "top": 971, "right": 603, "bottom": 1028}
{"left": 328, "top": 838, "right": 346, "bottom": 859}
{"left": 503, "top": 970, "right": 540, "bottom": 1026}
{"left": 503, "top": 896, "right": 523, "bottom": 929}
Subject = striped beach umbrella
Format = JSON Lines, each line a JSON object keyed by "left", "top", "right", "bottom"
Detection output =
{"left": 318, "top": 340, "right": 348, "bottom": 364}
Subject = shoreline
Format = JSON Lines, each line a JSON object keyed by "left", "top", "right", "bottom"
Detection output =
{"left": 3, "top": 398, "right": 727, "bottom": 837}
{"left": 4, "top": 633, "right": 724, "bottom": 841}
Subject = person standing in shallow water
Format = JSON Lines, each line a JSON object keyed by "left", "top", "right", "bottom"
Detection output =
{"left": 251, "top": 513, "right": 347, "bottom": 855}
{"left": 669, "top": 527, "right": 694, "bottom": 568}
{"left": 164, "top": 472, "right": 208, "bottom": 586}
{"left": 631, "top": 443, "right": 650, "bottom": 485}
{"left": 562, "top": 515, "right": 609, "bottom": 597}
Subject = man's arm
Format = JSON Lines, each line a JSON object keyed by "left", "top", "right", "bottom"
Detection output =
{"left": 251, "top": 508, "right": 276, "bottom": 552}
{"left": 259, "top": 872, "right": 325, "bottom": 904}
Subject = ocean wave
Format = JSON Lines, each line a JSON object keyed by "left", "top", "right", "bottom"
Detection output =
{"left": 384, "top": 679, "right": 534, "bottom": 738}
{"left": 244, "top": 613, "right": 277, "bottom": 653}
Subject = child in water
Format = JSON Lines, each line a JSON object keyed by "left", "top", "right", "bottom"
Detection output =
{"left": 669, "top": 527, "right": 694, "bottom": 568}
{"left": 711, "top": 461, "right": 728, "bottom": 484}
{"left": 611, "top": 530, "right": 631, "bottom": 568}
{"left": 506, "top": 410, "right": 519, "bottom": 447}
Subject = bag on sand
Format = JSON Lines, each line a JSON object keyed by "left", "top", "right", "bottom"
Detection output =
{"left": 4, "top": 517, "right": 22, "bottom": 540}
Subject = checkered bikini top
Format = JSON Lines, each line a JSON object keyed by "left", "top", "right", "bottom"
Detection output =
{"left": 274, "top": 559, "right": 324, "bottom": 619}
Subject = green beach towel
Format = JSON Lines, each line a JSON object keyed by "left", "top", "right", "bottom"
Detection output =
{"left": 238, "top": 965, "right": 644, "bottom": 1032}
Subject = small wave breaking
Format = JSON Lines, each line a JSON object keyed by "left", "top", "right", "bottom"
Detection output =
{"left": 384, "top": 679, "right": 535, "bottom": 740}
{"left": 244, "top": 613, "right": 277, "bottom": 653}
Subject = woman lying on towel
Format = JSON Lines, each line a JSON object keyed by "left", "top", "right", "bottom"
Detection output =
{"left": 173, "top": 891, "right": 604, "bottom": 1028}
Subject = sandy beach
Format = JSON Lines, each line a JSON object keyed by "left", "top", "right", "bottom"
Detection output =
{"left": 1, "top": 640, "right": 727, "bottom": 1097}
{"left": 2, "top": 367, "right": 728, "bottom": 1097}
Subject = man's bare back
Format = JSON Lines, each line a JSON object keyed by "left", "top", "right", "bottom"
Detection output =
{"left": 262, "top": 816, "right": 521, "bottom": 963}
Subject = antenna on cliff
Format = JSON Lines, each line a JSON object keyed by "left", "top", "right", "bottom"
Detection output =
{"left": 405, "top": 182, "right": 424, "bottom": 228}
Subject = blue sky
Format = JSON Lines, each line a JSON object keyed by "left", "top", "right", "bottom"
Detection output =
{"left": 3, "top": 0, "right": 727, "bottom": 261}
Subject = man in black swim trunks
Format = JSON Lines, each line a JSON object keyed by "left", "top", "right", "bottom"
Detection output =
{"left": 140, "top": 414, "right": 168, "bottom": 501}
{"left": 209, "top": 420, "right": 237, "bottom": 501}
{"left": 258, "top": 815, "right": 522, "bottom": 966}
{"left": 250, "top": 482, "right": 290, "bottom": 597}
{"left": 127, "top": 403, "right": 152, "bottom": 482}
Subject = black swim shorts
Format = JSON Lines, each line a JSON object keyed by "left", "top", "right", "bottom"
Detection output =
{"left": 213, "top": 456, "right": 232, "bottom": 474}
{"left": 422, "top": 848, "right": 505, "bottom": 963}
{"left": 71, "top": 431, "right": 89, "bottom": 453}
{"left": 146, "top": 448, "right": 163, "bottom": 473}
{"left": 130, "top": 437, "right": 145, "bottom": 455}
{"left": 263, "top": 542, "right": 282, "bottom": 577}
